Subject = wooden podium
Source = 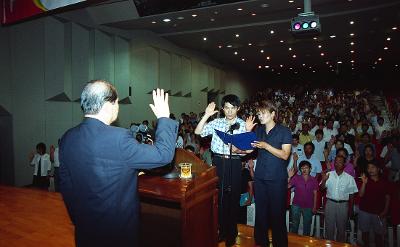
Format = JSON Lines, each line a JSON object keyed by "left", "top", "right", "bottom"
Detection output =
{"left": 138, "top": 148, "right": 219, "bottom": 247}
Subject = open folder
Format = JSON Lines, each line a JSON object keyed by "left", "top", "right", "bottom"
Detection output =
{"left": 215, "top": 129, "right": 258, "bottom": 150}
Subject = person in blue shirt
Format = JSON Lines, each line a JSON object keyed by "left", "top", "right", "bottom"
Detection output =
{"left": 59, "top": 80, "right": 178, "bottom": 247}
{"left": 246, "top": 100, "right": 292, "bottom": 247}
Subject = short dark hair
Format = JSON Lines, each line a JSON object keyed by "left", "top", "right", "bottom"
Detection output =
{"left": 185, "top": 145, "right": 195, "bottom": 153}
{"left": 255, "top": 100, "right": 278, "bottom": 116}
{"left": 336, "top": 147, "right": 349, "bottom": 157}
{"left": 80, "top": 80, "right": 118, "bottom": 115}
{"left": 36, "top": 142, "right": 46, "bottom": 153}
{"left": 299, "top": 160, "right": 312, "bottom": 169}
{"left": 315, "top": 129, "right": 324, "bottom": 136}
{"left": 304, "top": 142, "right": 315, "bottom": 152}
{"left": 221, "top": 94, "right": 241, "bottom": 108}
{"left": 292, "top": 134, "right": 299, "bottom": 140}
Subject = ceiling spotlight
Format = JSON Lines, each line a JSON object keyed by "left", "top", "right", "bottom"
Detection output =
{"left": 318, "top": 45, "right": 322, "bottom": 48}
{"left": 235, "top": 34, "right": 240, "bottom": 37}
{"left": 237, "top": 8, "right": 243, "bottom": 11}
{"left": 192, "top": 14, "right": 197, "bottom": 17}
{"left": 302, "top": 22, "right": 309, "bottom": 29}
{"left": 330, "top": 35, "right": 336, "bottom": 38}
{"left": 320, "top": 53, "right": 325, "bottom": 56}
{"left": 210, "top": 18, "right": 215, "bottom": 21}
{"left": 227, "top": 45, "right": 232, "bottom": 48}
{"left": 265, "top": 65, "right": 270, "bottom": 68}
{"left": 293, "top": 22, "right": 301, "bottom": 30}
{"left": 310, "top": 21, "right": 317, "bottom": 28}
{"left": 312, "top": 70, "right": 316, "bottom": 73}
{"left": 289, "top": 67, "right": 293, "bottom": 70}
{"left": 234, "top": 51, "right": 238, "bottom": 55}
{"left": 350, "top": 42, "right": 355, "bottom": 45}
{"left": 351, "top": 60, "right": 354, "bottom": 63}
{"left": 248, "top": 43, "right": 252, "bottom": 46}
{"left": 270, "top": 30, "right": 275, "bottom": 34}
{"left": 349, "top": 21, "right": 354, "bottom": 25}
{"left": 387, "top": 37, "right": 391, "bottom": 41}
{"left": 302, "top": 63, "right": 306, "bottom": 66}
{"left": 241, "top": 58, "right": 245, "bottom": 61}
{"left": 326, "top": 61, "right": 330, "bottom": 64}
{"left": 350, "top": 50, "right": 354, "bottom": 53}
{"left": 392, "top": 27, "right": 397, "bottom": 30}
{"left": 378, "top": 57, "right": 382, "bottom": 61}
{"left": 288, "top": 47, "right": 292, "bottom": 51}
{"left": 258, "top": 65, "right": 262, "bottom": 69}
{"left": 289, "top": 0, "right": 294, "bottom": 3}
{"left": 218, "top": 45, "right": 223, "bottom": 49}
{"left": 280, "top": 40, "right": 284, "bottom": 43}
{"left": 297, "top": 7, "right": 302, "bottom": 10}
{"left": 292, "top": 54, "right": 296, "bottom": 58}
{"left": 337, "top": 61, "right": 342, "bottom": 64}
{"left": 260, "top": 49, "right": 264, "bottom": 53}
{"left": 280, "top": 64, "right": 283, "bottom": 67}
{"left": 266, "top": 56, "right": 270, "bottom": 60}
{"left": 177, "top": 16, "right": 184, "bottom": 20}
{"left": 163, "top": 18, "right": 171, "bottom": 22}
{"left": 261, "top": 3, "right": 269, "bottom": 8}
{"left": 151, "top": 21, "right": 157, "bottom": 24}
{"left": 350, "top": 33, "right": 354, "bottom": 36}
{"left": 251, "top": 13, "right": 256, "bottom": 16}
{"left": 313, "top": 37, "right": 318, "bottom": 40}
{"left": 384, "top": 47, "right": 388, "bottom": 50}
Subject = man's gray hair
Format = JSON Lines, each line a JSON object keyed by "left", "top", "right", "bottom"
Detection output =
{"left": 80, "top": 80, "right": 118, "bottom": 115}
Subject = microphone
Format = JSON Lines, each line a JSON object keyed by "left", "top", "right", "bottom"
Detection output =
{"left": 228, "top": 122, "right": 240, "bottom": 132}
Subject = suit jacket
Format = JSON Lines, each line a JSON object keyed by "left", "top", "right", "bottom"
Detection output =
{"left": 59, "top": 117, "right": 178, "bottom": 246}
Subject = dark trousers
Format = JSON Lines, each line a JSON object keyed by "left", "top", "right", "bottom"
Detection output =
{"left": 254, "top": 178, "right": 288, "bottom": 247}
{"left": 32, "top": 175, "right": 49, "bottom": 189}
{"left": 212, "top": 155, "right": 242, "bottom": 244}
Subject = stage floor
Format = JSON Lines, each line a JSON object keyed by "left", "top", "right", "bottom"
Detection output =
{"left": 0, "top": 186, "right": 355, "bottom": 247}
{"left": 219, "top": 224, "right": 356, "bottom": 247}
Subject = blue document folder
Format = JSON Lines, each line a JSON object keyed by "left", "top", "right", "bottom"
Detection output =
{"left": 215, "top": 129, "right": 257, "bottom": 150}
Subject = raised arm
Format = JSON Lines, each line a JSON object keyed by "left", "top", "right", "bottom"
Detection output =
{"left": 194, "top": 102, "right": 218, "bottom": 135}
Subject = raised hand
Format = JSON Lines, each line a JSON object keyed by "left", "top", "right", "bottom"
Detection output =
{"left": 293, "top": 152, "right": 299, "bottom": 162}
{"left": 288, "top": 167, "right": 296, "bottom": 178}
{"left": 149, "top": 88, "right": 170, "bottom": 119}
{"left": 204, "top": 102, "right": 219, "bottom": 117}
{"left": 321, "top": 171, "right": 330, "bottom": 181}
{"left": 50, "top": 145, "right": 55, "bottom": 154}
{"left": 246, "top": 115, "right": 257, "bottom": 131}
{"left": 361, "top": 173, "right": 368, "bottom": 184}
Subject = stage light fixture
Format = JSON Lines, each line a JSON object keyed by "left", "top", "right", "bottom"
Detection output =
{"left": 290, "top": 0, "right": 321, "bottom": 38}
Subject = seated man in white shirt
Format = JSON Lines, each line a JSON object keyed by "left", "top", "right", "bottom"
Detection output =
{"left": 293, "top": 142, "right": 322, "bottom": 177}
{"left": 320, "top": 155, "right": 358, "bottom": 242}
{"left": 374, "top": 117, "right": 390, "bottom": 140}
{"left": 287, "top": 134, "right": 304, "bottom": 170}
{"left": 323, "top": 120, "right": 338, "bottom": 142}
{"left": 312, "top": 129, "right": 326, "bottom": 163}
{"left": 28, "top": 142, "right": 51, "bottom": 189}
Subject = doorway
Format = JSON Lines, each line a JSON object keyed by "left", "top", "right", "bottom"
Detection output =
{"left": 0, "top": 105, "right": 14, "bottom": 185}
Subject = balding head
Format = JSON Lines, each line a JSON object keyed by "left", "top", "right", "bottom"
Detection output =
{"left": 80, "top": 80, "right": 118, "bottom": 115}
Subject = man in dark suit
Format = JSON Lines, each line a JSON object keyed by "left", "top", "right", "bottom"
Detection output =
{"left": 59, "top": 80, "right": 178, "bottom": 247}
